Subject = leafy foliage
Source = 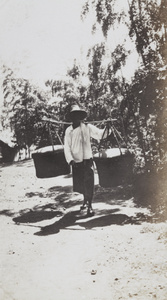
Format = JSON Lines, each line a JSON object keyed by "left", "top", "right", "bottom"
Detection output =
{"left": 2, "top": 67, "right": 53, "bottom": 149}
{"left": 81, "top": 0, "right": 123, "bottom": 37}
{"left": 82, "top": 0, "right": 167, "bottom": 174}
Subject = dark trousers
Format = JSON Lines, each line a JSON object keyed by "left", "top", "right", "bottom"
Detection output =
{"left": 72, "top": 159, "right": 94, "bottom": 205}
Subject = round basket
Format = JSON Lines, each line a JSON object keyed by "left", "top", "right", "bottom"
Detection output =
{"left": 32, "top": 145, "right": 70, "bottom": 178}
{"left": 93, "top": 148, "right": 134, "bottom": 187}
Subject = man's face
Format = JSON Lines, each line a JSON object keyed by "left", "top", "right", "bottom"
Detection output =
{"left": 71, "top": 113, "right": 82, "bottom": 127}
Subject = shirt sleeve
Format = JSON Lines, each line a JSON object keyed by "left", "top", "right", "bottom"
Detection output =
{"left": 64, "top": 127, "right": 74, "bottom": 164}
{"left": 88, "top": 124, "right": 106, "bottom": 140}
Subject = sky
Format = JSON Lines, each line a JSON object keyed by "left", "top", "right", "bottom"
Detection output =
{"left": 0, "top": 0, "right": 102, "bottom": 84}
{"left": 0, "top": 0, "right": 139, "bottom": 110}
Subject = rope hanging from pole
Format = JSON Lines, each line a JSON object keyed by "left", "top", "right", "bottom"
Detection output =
{"left": 97, "top": 119, "right": 125, "bottom": 154}
{"left": 47, "top": 122, "right": 64, "bottom": 148}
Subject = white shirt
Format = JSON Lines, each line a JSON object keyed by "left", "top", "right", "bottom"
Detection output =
{"left": 64, "top": 123, "right": 105, "bottom": 164}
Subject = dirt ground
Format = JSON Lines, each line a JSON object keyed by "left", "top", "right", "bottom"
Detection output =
{"left": 0, "top": 159, "right": 167, "bottom": 300}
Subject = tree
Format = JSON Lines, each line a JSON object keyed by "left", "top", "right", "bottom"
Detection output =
{"left": 124, "top": 0, "right": 167, "bottom": 171}
{"left": 82, "top": 0, "right": 167, "bottom": 216}
{"left": 81, "top": 0, "right": 167, "bottom": 173}
{"left": 2, "top": 67, "right": 51, "bottom": 153}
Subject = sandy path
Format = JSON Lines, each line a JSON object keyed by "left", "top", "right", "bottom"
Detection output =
{"left": 0, "top": 159, "right": 167, "bottom": 300}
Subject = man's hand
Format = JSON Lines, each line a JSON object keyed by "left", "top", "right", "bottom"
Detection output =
{"left": 70, "top": 160, "right": 75, "bottom": 166}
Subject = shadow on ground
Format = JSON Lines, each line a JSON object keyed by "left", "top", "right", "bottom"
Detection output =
{"left": 13, "top": 209, "right": 63, "bottom": 224}
{"left": 0, "top": 175, "right": 164, "bottom": 236}
{"left": 1, "top": 159, "right": 166, "bottom": 237}
{"left": 33, "top": 209, "right": 145, "bottom": 236}
{"left": 6, "top": 182, "right": 159, "bottom": 236}
{"left": 0, "top": 159, "right": 32, "bottom": 169}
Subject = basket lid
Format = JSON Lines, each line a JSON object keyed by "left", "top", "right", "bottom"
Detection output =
{"left": 94, "top": 148, "right": 128, "bottom": 158}
{"left": 33, "top": 145, "right": 64, "bottom": 154}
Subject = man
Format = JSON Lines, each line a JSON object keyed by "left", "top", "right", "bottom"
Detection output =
{"left": 64, "top": 104, "right": 107, "bottom": 217}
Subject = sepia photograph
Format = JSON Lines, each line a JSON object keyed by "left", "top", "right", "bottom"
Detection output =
{"left": 0, "top": 0, "right": 167, "bottom": 299}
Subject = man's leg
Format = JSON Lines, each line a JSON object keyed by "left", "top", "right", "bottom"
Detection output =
{"left": 72, "top": 162, "right": 84, "bottom": 194}
{"left": 83, "top": 159, "right": 94, "bottom": 216}
{"left": 72, "top": 162, "right": 88, "bottom": 210}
